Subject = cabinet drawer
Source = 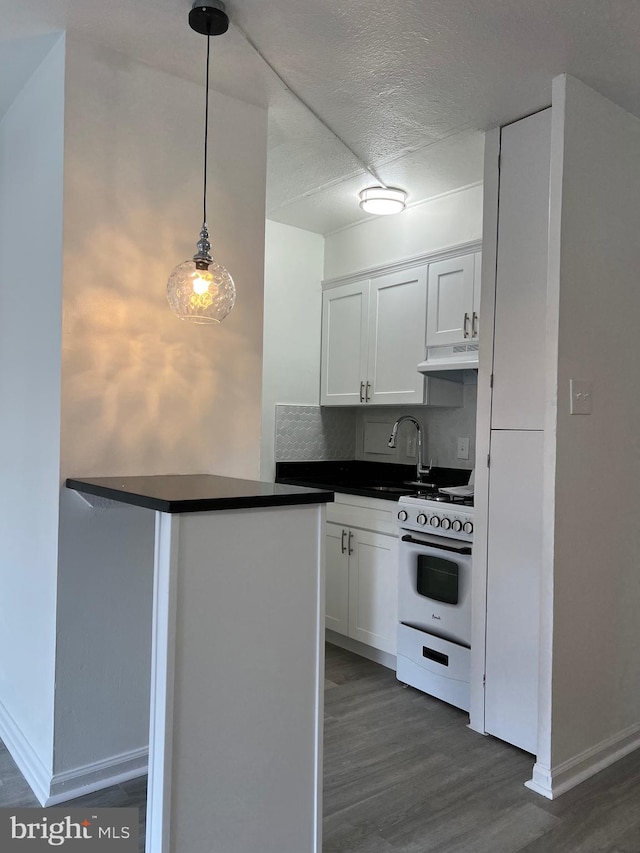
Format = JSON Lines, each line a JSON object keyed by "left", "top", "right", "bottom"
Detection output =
{"left": 327, "top": 494, "right": 397, "bottom": 536}
{"left": 397, "top": 623, "right": 470, "bottom": 681}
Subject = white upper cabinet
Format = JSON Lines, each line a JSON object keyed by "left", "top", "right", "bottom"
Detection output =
{"left": 366, "top": 267, "right": 429, "bottom": 405}
{"left": 321, "top": 258, "right": 468, "bottom": 407}
{"left": 321, "top": 280, "right": 370, "bottom": 405}
{"left": 321, "top": 266, "right": 427, "bottom": 405}
{"left": 491, "top": 111, "right": 551, "bottom": 431}
{"left": 426, "top": 253, "right": 480, "bottom": 347}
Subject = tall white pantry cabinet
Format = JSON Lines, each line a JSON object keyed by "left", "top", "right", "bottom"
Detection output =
{"left": 483, "top": 109, "right": 551, "bottom": 756}
{"left": 473, "top": 75, "right": 640, "bottom": 800}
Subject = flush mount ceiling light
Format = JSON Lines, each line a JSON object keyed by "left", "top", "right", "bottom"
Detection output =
{"left": 167, "top": 0, "right": 236, "bottom": 324}
{"left": 359, "top": 186, "right": 407, "bottom": 216}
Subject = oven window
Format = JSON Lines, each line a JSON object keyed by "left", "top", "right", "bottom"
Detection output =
{"left": 416, "top": 555, "right": 459, "bottom": 605}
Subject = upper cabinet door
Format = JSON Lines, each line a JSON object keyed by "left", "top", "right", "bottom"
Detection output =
{"left": 426, "top": 254, "right": 476, "bottom": 346}
{"left": 367, "top": 266, "right": 428, "bottom": 405}
{"left": 320, "top": 280, "right": 370, "bottom": 405}
{"left": 491, "top": 109, "right": 551, "bottom": 430}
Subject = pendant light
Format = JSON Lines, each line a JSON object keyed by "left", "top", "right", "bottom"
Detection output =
{"left": 167, "top": 1, "right": 236, "bottom": 324}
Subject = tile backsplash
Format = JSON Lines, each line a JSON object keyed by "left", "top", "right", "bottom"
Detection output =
{"left": 274, "top": 372, "right": 477, "bottom": 468}
{"left": 356, "top": 373, "right": 477, "bottom": 469}
{"left": 275, "top": 405, "right": 355, "bottom": 461}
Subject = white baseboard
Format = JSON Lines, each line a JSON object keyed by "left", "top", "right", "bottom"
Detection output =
{"left": 46, "top": 747, "right": 148, "bottom": 806}
{"left": 0, "top": 698, "right": 52, "bottom": 805}
{"left": 326, "top": 630, "right": 396, "bottom": 671}
{"left": 0, "top": 697, "right": 147, "bottom": 807}
{"left": 526, "top": 721, "right": 640, "bottom": 799}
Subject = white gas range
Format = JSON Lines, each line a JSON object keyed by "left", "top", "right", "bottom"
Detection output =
{"left": 395, "top": 492, "right": 473, "bottom": 541}
{"left": 395, "top": 490, "right": 474, "bottom": 712}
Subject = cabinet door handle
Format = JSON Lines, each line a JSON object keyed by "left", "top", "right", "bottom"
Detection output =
{"left": 359, "top": 381, "right": 365, "bottom": 403}
{"left": 365, "top": 381, "right": 371, "bottom": 402}
{"left": 348, "top": 530, "right": 354, "bottom": 555}
{"left": 463, "top": 312, "right": 470, "bottom": 338}
{"left": 472, "top": 311, "right": 479, "bottom": 338}
{"left": 341, "top": 529, "right": 347, "bottom": 554}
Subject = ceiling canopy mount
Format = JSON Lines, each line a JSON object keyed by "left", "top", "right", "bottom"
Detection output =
{"left": 188, "top": 1, "right": 229, "bottom": 37}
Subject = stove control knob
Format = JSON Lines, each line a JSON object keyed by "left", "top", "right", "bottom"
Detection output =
{"left": 440, "top": 517, "right": 451, "bottom": 530}
{"left": 397, "top": 510, "right": 408, "bottom": 522}
{"left": 463, "top": 521, "right": 474, "bottom": 534}
{"left": 451, "top": 520, "right": 462, "bottom": 532}
{"left": 430, "top": 516, "right": 441, "bottom": 528}
{"left": 417, "top": 513, "right": 427, "bottom": 526}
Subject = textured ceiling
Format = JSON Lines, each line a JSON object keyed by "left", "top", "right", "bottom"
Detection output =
{"left": 2, "top": 0, "right": 640, "bottom": 234}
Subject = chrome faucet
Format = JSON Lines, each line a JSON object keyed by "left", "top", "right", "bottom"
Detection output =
{"left": 388, "top": 416, "right": 431, "bottom": 481}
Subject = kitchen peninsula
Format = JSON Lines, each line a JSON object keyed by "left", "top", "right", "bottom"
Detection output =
{"left": 65, "top": 474, "right": 333, "bottom": 853}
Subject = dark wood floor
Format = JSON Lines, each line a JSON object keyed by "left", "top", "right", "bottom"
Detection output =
{"left": 323, "top": 644, "right": 640, "bottom": 852}
{"left": 2, "top": 643, "right": 640, "bottom": 852}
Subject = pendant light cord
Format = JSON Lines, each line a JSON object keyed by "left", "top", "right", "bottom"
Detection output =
{"left": 203, "top": 33, "right": 211, "bottom": 225}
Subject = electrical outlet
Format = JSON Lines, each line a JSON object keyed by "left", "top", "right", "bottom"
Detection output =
{"left": 406, "top": 435, "right": 417, "bottom": 458}
{"left": 457, "top": 437, "right": 470, "bottom": 460}
{"left": 570, "top": 379, "right": 592, "bottom": 415}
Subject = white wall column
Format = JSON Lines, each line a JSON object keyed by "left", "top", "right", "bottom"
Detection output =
{"left": 0, "top": 35, "right": 65, "bottom": 799}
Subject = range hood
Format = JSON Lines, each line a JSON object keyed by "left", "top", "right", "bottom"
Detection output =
{"left": 417, "top": 343, "right": 479, "bottom": 373}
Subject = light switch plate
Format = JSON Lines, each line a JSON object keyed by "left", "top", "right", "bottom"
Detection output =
{"left": 570, "top": 379, "right": 592, "bottom": 415}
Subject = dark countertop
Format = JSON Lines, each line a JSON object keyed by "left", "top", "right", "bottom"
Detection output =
{"left": 66, "top": 474, "right": 334, "bottom": 514}
{"left": 275, "top": 461, "right": 472, "bottom": 502}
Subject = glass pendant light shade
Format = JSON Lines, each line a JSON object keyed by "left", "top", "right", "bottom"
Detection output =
{"left": 167, "top": 258, "right": 236, "bottom": 324}
{"left": 167, "top": 224, "right": 235, "bottom": 323}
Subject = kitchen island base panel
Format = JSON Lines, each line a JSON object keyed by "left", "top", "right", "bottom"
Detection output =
{"left": 148, "top": 504, "right": 325, "bottom": 853}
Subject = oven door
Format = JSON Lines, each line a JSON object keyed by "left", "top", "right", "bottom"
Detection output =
{"left": 398, "top": 530, "right": 472, "bottom": 647}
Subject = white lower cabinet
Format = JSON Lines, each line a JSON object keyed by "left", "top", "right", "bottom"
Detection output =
{"left": 484, "top": 429, "right": 543, "bottom": 755}
{"left": 348, "top": 527, "right": 398, "bottom": 652}
{"left": 325, "top": 497, "right": 399, "bottom": 655}
{"left": 325, "top": 523, "right": 350, "bottom": 635}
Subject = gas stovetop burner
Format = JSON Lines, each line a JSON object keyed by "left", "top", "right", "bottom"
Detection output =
{"left": 406, "top": 490, "right": 473, "bottom": 506}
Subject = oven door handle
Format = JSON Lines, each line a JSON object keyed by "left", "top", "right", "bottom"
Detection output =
{"left": 401, "top": 534, "right": 471, "bottom": 555}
